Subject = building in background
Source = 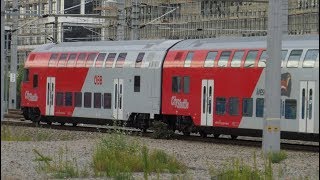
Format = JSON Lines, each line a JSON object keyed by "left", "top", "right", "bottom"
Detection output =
{"left": 4, "top": 0, "right": 319, "bottom": 65}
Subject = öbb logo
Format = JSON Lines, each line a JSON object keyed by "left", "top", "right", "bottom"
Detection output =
{"left": 94, "top": 75, "right": 103, "bottom": 85}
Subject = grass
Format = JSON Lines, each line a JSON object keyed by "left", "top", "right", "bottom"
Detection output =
{"left": 92, "top": 134, "right": 186, "bottom": 178}
{"left": 267, "top": 150, "right": 288, "bottom": 163}
{"left": 33, "top": 147, "right": 89, "bottom": 179}
{"left": 1, "top": 125, "right": 32, "bottom": 141}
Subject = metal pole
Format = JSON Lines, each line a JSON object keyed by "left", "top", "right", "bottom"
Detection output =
{"left": 262, "top": 0, "right": 283, "bottom": 154}
{"left": 9, "top": 0, "right": 18, "bottom": 109}
{"left": 117, "top": 0, "right": 125, "bottom": 40}
{"left": 1, "top": 0, "right": 5, "bottom": 120}
{"left": 130, "top": 0, "right": 140, "bottom": 40}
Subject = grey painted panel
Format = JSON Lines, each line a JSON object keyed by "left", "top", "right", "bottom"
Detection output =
{"left": 73, "top": 67, "right": 162, "bottom": 121}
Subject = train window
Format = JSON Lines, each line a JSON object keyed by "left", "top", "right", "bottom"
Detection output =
{"left": 103, "top": 93, "right": 111, "bottom": 109}
{"left": 244, "top": 50, "right": 258, "bottom": 67}
{"left": 229, "top": 97, "right": 239, "bottom": 116}
{"left": 183, "top": 76, "right": 190, "bottom": 94}
{"left": 258, "top": 50, "right": 288, "bottom": 67}
{"left": 95, "top": 53, "right": 107, "bottom": 67}
{"left": 231, "top": 51, "right": 244, "bottom": 67}
{"left": 49, "top": 53, "right": 59, "bottom": 66}
{"left": 204, "top": 51, "right": 217, "bottom": 67}
{"left": 285, "top": 99, "right": 297, "bottom": 119}
{"left": 74, "top": 92, "right": 82, "bottom": 107}
{"left": 33, "top": 74, "right": 38, "bottom": 88}
{"left": 258, "top": 51, "right": 267, "bottom": 67}
{"left": 172, "top": 76, "right": 182, "bottom": 93}
{"left": 56, "top": 92, "right": 64, "bottom": 106}
{"left": 115, "top": 53, "right": 127, "bottom": 68}
{"left": 65, "top": 92, "right": 72, "bottom": 106}
{"left": 77, "top": 53, "right": 87, "bottom": 66}
{"left": 287, "top": 49, "right": 303, "bottom": 68}
{"left": 94, "top": 93, "right": 102, "bottom": 108}
{"left": 86, "top": 53, "right": 97, "bottom": 67}
{"left": 218, "top": 51, "right": 231, "bottom": 67}
{"left": 105, "top": 53, "right": 116, "bottom": 68}
{"left": 303, "top": 49, "right": 318, "bottom": 68}
{"left": 59, "top": 53, "right": 68, "bottom": 61}
{"left": 134, "top": 76, "right": 140, "bottom": 92}
{"left": 184, "top": 52, "right": 194, "bottom": 67}
{"left": 215, "top": 97, "right": 226, "bottom": 115}
{"left": 84, "top": 92, "right": 92, "bottom": 108}
{"left": 174, "top": 52, "right": 183, "bottom": 61}
{"left": 135, "top": 52, "right": 145, "bottom": 68}
{"left": 242, "top": 98, "right": 253, "bottom": 117}
{"left": 23, "top": 69, "right": 29, "bottom": 82}
{"left": 256, "top": 98, "right": 264, "bottom": 117}
{"left": 67, "top": 53, "right": 77, "bottom": 66}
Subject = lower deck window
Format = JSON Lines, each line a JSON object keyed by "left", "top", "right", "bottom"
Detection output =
{"left": 243, "top": 98, "right": 253, "bottom": 117}
{"left": 285, "top": 99, "right": 297, "bottom": 119}
{"left": 84, "top": 92, "right": 92, "bottom": 108}
{"left": 256, "top": 98, "right": 264, "bottom": 117}
{"left": 104, "top": 93, "right": 111, "bottom": 109}
{"left": 74, "top": 92, "right": 82, "bottom": 107}
{"left": 229, "top": 97, "right": 239, "bottom": 116}
{"left": 94, "top": 93, "right": 102, "bottom": 108}
{"left": 56, "top": 92, "right": 64, "bottom": 106}
{"left": 65, "top": 92, "right": 72, "bottom": 106}
{"left": 216, "top": 97, "right": 226, "bottom": 115}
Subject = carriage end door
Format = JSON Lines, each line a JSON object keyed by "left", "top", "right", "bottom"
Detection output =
{"left": 299, "top": 81, "right": 315, "bottom": 133}
{"left": 201, "top": 79, "right": 214, "bottom": 126}
{"left": 46, "top": 77, "right": 55, "bottom": 116}
{"left": 113, "top": 78, "right": 124, "bottom": 120}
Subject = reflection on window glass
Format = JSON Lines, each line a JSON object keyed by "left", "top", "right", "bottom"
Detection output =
{"left": 243, "top": 98, "right": 253, "bottom": 117}
{"left": 183, "top": 76, "right": 190, "bottom": 93}
{"left": 287, "top": 50, "right": 303, "bottom": 68}
{"left": 204, "top": 51, "right": 217, "bottom": 67}
{"left": 256, "top": 98, "right": 264, "bottom": 117}
{"left": 185, "top": 52, "right": 194, "bottom": 63}
{"left": 216, "top": 97, "right": 226, "bottom": 115}
{"left": 258, "top": 50, "right": 267, "bottom": 67}
{"left": 172, "top": 76, "right": 181, "bottom": 93}
{"left": 218, "top": 51, "right": 231, "bottom": 67}
{"left": 231, "top": 51, "right": 244, "bottom": 67}
{"left": 229, "top": 97, "right": 239, "bottom": 115}
{"left": 285, "top": 99, "right": 297, "bottom": 119}
{"left": 244, "top": 50, "right": 258, "bottom": 67}
{"left": 303, "top": 49, "right": 318, "bottom": 68}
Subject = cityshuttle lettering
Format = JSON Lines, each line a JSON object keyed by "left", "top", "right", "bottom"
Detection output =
{"left": 171, "top": 96, "right": 189, "bottom": 109}
{"left": 25, "top": 91, "right": 38, "bottom": 102}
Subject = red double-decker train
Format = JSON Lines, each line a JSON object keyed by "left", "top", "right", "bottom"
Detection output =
{"left": 20, "top": 35, "right": 319, "bottom": 141}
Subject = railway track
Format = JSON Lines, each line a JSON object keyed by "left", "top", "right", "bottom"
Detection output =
{"left": 2, "top": 113, "right": 319, "bottom": 153}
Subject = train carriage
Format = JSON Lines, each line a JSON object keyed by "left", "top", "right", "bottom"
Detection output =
{"left": 20, "top": 35, "right": 319, "bottom": 141}
{"left": 162, "top": 35, "right": 319, "bottom": 140}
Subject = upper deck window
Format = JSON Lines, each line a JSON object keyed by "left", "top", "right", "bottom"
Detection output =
{"left": 78, "top": 53, "right": 86, "bottom": 61}
{"left": 23, "top": 69, "right": 29, "bottom": 82}
{"left": 184, "top": 52, "right": 194, "bottom": 67}
{"left": 218, "top": 51, "right": 231, "bottom": 67}
{"left": 244, "top": 50, "right": 258, "bottom": 67}
{"left": 231, "top": 50, "right": 244, "bottom": 67}
{"left": 95, "top": 53, "right": 107, "bottom": 67}
{"left": 86, "top": 53, "right": 97, "bottom": 67}
{"left": 135, "top": 52, "right": 145, "bottom": 68}
{"left": 48, "top": 53, "right": 59, "bottom": 66}
{"left": 59, "top": 53, "right": 68, "bottom": 61}
{"left": 174, "top": 52, "right": 183, "bottom": 61}
{"left": 115, "top": 53, "right": 127, "bottom": 68}
{"left": 67, "top": 53, "right": 77, "bottom": 66}
{"left": 258, "top": 50, "right": 288, "bottom": 67}
{"left": 204, "top": 51, "right": 217, "bottom": 67}
{"left": 105, "top": 53, "right": 116, "bottom": 68}
{"left": 287, "top": 49, "right": 303, "bottom": 68}
{"left": 302, "top": 49, "right": 319, "bottom": 68}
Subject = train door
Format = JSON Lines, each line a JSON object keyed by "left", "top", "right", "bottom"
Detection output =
{"left": 299, "top": 81, "right": 315, "bottom": 133}
{"left": 45, "top": 77, "right": 55, "bottom": 116}
{"left": 201, "top": 79, "right": 214, "bottom": 126}
{"left": 113, "top": 78, "right": 124, "bottom": 120}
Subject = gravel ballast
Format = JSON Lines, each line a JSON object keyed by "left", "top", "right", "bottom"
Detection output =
{"left": 1, "top": 124, "right": 319, "bottom": 180}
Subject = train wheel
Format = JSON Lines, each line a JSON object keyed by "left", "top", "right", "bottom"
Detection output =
{"left": 47, "top": 121, "right": 52, "bottom": 125}
{"left": 213, "top": 134, "right": 221, "bottom": 139}
{"left": 183, "top": 131, "right": 191, "bottom": 136}
{"left": 72, "top": 123, "right": 77, "bottom": 127}
{"left": 60, "top": 122, "right": 65, "bottom": 126}
{"left": 231, "top": 135, "right": 238, "bottom": 140}
{"left": 30, "top": 108, "right": 41, "bottom": 126}
{"left": 200, "top": 131, "right": 207, "bottom": 138}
